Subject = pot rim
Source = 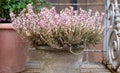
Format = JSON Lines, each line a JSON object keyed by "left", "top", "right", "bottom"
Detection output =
{"left": 35, "top": 46, "right": 84, "bottom": 51}
{"left": 0, "top": 23, "right": 14, "bottom": 30}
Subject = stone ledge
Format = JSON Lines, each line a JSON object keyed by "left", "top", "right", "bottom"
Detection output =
{"left": 81, "top": 62, "right": 111, "bottom": 73}
{"left": 22, "top": 61, "right": 111, "bottom": 73}
{"left": 21, "top": 61, "right": 40, "bottom": 73}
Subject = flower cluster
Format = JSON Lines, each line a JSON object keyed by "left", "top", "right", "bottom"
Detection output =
{"left": 11, "top": 4, "right": 104, "bottom": 49}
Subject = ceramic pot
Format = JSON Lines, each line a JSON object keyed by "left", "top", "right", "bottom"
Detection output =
{"left": 0, "top": 23, "right": 28, "bottom": 73}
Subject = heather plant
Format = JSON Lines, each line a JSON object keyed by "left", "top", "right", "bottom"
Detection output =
{"left": 11, "top": 4, "right": 104, "bottom": 49}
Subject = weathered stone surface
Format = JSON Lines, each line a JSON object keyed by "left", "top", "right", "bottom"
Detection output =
{"left": 22, "top": 49, "right": 83, "bottom": 73}
{"left": 22, "top": 61, "right": 111, "bottom": 73}
{"left": 81, "top": 62, "right": 111, "bottom": 73}
{"left": 21, "top": 48, "right": 112, "bottom": 73}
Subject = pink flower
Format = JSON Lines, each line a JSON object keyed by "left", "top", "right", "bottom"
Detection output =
{"left": 11, "top": 4, "right": 104, "bottom": 48}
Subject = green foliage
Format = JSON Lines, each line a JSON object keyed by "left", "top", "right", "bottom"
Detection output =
{"left": 32, "top": 0, "right": 51, "bottom": 11}
{"left": 0, "top": 0, "right": 50, "bottom": 18}
{"left": 0, "top": 0, "right": 30, "bottom": 18}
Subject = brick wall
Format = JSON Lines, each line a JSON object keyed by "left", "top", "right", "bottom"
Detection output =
{"left": 47, "top": 0, "right": 104, "bottom": 12}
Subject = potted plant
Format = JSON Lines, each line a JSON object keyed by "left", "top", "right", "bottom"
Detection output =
{"left": 0, "top": 0, "right": 32, "bottom": 73}
{"left": 11, "top": 4, "right": 104, "bottom": 73}
{"left": 0, "top": 0, "right": 50, "bottom": 73}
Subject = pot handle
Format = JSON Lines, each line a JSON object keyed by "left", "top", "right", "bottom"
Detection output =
{"left": 69, "top": 47, "right": 83, "bottom": 55}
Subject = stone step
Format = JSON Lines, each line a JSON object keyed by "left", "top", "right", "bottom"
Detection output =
{"left": 22, "top": 69, "right": 40, "bottom": 73}
{"left": 21, "top": 61, "right": 40, "bottom": 73}
{"left": 22, "top": 61, "right": 111, "bottom": 73}
{"left": 26, "top": 61, "right": 40, "bottom": 69}
{"left": 81, "top": 62, "right": 111, "bottom": 73}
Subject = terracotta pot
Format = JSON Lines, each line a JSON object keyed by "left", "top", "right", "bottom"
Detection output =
{"left": 37, "top": 46, "right": 84, "bottom": 73}
{"left": 0, "top": 23, "right": 28, "bottom": 73}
